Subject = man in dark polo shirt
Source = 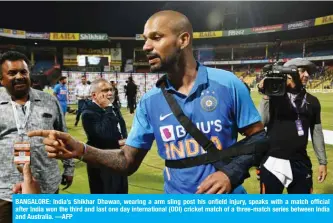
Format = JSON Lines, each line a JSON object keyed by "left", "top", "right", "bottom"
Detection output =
{"left": 258, "top": 58, "right": 327, "bottom": 194}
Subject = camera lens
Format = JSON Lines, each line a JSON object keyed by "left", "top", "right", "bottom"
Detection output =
{"left": 272, "top": 83, "right": 280, "bottom": 93}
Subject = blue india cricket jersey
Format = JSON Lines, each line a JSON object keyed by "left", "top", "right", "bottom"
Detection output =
{"left": 126, "top": 63, "right": 261, "bottom": 194}
{"left": 53, "top": 84, "right": 68, "bottom": 102}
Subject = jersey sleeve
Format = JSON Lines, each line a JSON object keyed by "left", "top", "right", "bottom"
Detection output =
{"left": 125, "top": 98, "right": 155, "bottom": 150}
{"left": 229, "top": 77, "right": 261, "bottom": 129}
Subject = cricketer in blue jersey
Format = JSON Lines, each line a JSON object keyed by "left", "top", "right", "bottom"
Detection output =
{"left": 27, "top": 10, "right": 265, "bottom": 195}
{"left": 53, "top": 76, "right": 68, "bottom": 115}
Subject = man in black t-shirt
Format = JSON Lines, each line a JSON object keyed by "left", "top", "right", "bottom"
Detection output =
{"left": 257, "top": 58, "right": 327, "bottom": 194}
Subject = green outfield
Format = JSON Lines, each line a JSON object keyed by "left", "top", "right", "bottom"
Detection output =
{"left": 59, "top": 92, "right": 333, "bottom": 194}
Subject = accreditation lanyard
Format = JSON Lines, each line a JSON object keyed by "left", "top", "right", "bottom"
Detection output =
{"left": 11, "top": 100, "right": 32, "bottom": 138}
{"left": 288, "top": 93, "right": 307, "bottom": 136}
{"left": 288, "top": 93, "right": 307, "bottom": 119}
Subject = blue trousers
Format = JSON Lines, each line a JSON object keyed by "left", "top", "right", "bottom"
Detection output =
{"left": 59, "top": 101, "right": 67, "bottom": 116}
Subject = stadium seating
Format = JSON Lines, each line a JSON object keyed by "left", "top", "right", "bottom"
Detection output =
{"left": 32, "top": 60, "right": 54, "bottom": 75}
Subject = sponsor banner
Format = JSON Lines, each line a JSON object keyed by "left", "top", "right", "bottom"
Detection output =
{"left": 50, "top": 33, "right": 80, "bottom": 41}
{"left": 63, "top": 59, "right": 78, "bottom": 66}
{"left": 226, "top": 28, "right": 253, "bottom": 36}
{"left": 26, "top": 32, "right": 49, "bottom": 40}
{"left": 193, "top": 31, "right": 223, "bottom": 39}
{"left": 135, "top": 34, "right": 144, "bottom": 40}
{"left": 315, "top": 14, "right": 333, "bottom": 26}
{"left": 283, "top": 19, "right": 315, "bottom": 30}
{"left": 0, "top": 28, "right": 26, "bottom": 39}
{"left": 80, "top": 33, "right": 108, "bottom": 41}
{"left": 77, "top": 48, "right": 110, "bottom": 55}
{"left": 203, "top": 61, "right": 242, "bottom": 65}
{"left": 252, "top": 24, "right": 283, "bottom": 33}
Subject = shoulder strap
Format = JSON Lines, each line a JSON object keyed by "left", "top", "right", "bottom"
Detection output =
{"left": 158, "top": 76, "right": 217, "bottom": 153}
{"left": 157, "top": 75, "right": 269, "bottom": 169}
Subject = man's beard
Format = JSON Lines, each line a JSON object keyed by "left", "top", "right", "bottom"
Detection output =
{"left": 149, "top": 50, "right": 181, "bottom": 73}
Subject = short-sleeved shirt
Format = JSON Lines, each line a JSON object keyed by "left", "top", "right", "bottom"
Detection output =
{"left": 54, "top": 84, "right": 68, "bottom": 102}
{"left": 126, "top": 63, "right": 261, "bottom": 194}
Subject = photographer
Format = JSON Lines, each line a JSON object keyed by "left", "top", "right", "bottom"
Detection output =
{"left": 257, "top": 58, "right": 327, "bottom": 194}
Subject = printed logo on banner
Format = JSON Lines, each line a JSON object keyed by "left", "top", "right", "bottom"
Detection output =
{"left": 50, "top": 33, "right": 80, "bottom": 41}
{"left": 26, "top": 32, "right": 50, "bottom": 40}
{"left": 193, "top": 31, "right": 223, "bottom": 39}
{"left": 285, "top": 20, "right": 314, "bottom": 30}
{"left": 227, "top": 29, "right": 248, "bottom": 36}
{"left": 315, "top": 15, "right": 333, "bottom": 26}
{"left": 77, "top": 48, "right": 110, "bottom": 55}
{"left": 252, "top": 24, "right": 283, "bottom": 33}
{"left": 0, "top": 28, "right": 25, "bottom": 38}
{"left": 80, "top": 33, "right": 108, "bottom": 41}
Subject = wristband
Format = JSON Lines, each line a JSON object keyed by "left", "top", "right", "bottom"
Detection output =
{"left": 79, "top": 143, "right": 87, "bottom": 161}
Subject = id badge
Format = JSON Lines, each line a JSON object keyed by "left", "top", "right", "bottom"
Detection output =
{"left": 14, "top": 142, "right": 31, "bottom": 173}
{"left": 295, "top": 119, "right": 304, "bottom": 136}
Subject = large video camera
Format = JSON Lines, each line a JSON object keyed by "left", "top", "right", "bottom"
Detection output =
{"left": 260, "top": 64, "right": 298, "bottom": 96}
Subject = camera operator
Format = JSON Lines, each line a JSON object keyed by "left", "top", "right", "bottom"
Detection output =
{"left": 257, "top": 58, "right": 327, "bottom": 194}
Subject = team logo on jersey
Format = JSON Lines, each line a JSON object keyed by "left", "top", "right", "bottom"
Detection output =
{"left": 200, "top": 95, "right": 217, "bottom": 112}
{"left": 160, "top": 125, "right": 175, "bottom": 142}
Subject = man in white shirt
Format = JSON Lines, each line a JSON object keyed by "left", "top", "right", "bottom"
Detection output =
{"left": 74, "top": 75, "right": 91, "bottom": 127}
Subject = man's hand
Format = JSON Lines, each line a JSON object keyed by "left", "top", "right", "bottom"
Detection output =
{"left": 257, "top": 78, "right": 265, "bottom": 90}
{"left": 13, "top": 163, "right": 41, "bottom": 194}
{"left": 196, "top": 171, "right": 232, "bottom": 194}
{"left": 318, "top": 165, "right": 327, "bottom": 183}
{"left": 61, "top": 175, "right": 74, "bottom": 190}
{"left": 27, "top": 130, "right": 84, "bottom": 160}
{"left": 286, "top": 74, "right": 296, "bottom": 88}
{"left": 99, "top": 94, "right": 111, "bottom": 108}
{"left": 119, "top": 139, "right": 126, "bottom": 147}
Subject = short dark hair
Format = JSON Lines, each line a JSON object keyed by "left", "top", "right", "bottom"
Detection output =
{"left": 59, "top": 76, "right": 67, "bottom": 81}
{"left": 0, "top": 51, "right": 31, "bottom": 79}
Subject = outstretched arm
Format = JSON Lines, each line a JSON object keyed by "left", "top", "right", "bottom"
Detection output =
{"left": 28, "top": 130, "right": 148, "bottom": 176}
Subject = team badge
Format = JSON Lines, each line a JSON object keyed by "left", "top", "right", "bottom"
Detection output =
{"left": 200, "top": 95, "right": 217, "bottom": 112}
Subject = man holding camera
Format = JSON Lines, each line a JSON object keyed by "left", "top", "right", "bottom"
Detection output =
{"left": 258, "top": 58, "right": 327, "bottom": 194}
